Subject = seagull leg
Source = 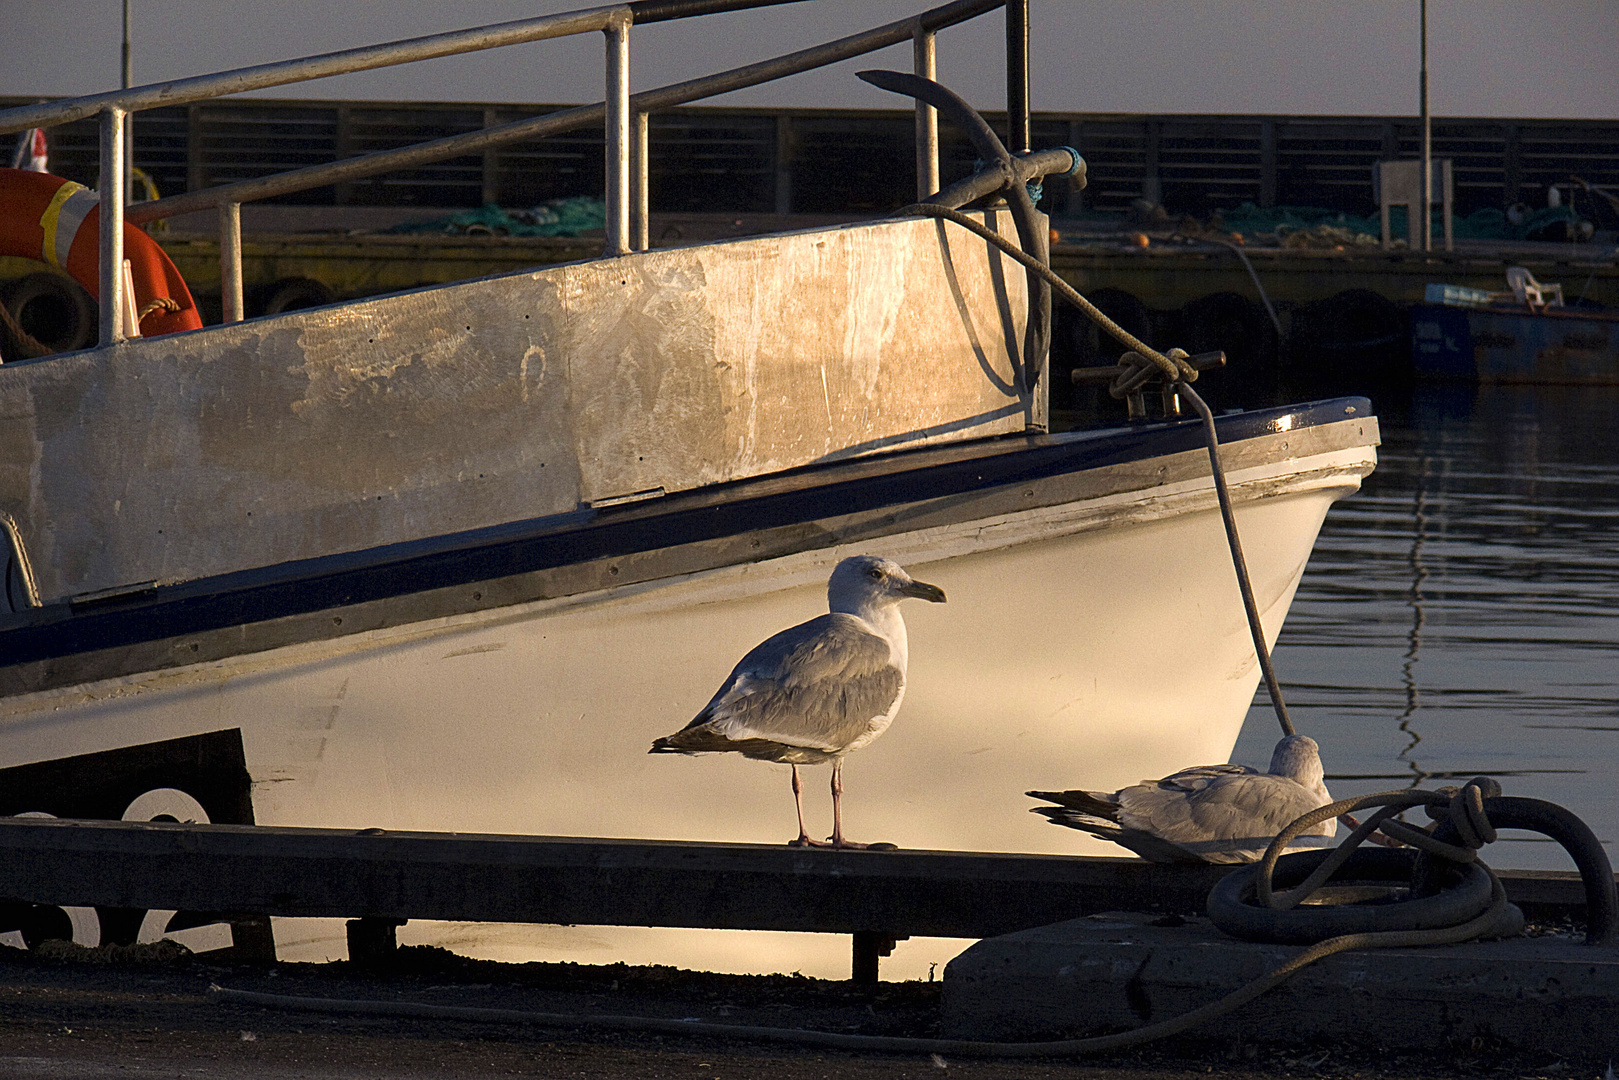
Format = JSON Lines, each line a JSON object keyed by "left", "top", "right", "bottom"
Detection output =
{"left": 788, "top": 764, "right": 830, "bottom": 847}
{"left": 829, "top": 759, "right": 871, "bottom": 850}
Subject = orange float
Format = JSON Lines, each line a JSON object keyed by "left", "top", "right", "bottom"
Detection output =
{"left": 0, "top": 167, "right": 202, "bottom": 339}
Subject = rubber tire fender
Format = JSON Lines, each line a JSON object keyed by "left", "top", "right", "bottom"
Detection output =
{"left": 2, "top": 270, "right": 96, "bottom": 353}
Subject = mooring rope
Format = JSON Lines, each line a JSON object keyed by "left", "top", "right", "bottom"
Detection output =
{"left": 892, "top": 202, "right": 1296, "bottom": 737}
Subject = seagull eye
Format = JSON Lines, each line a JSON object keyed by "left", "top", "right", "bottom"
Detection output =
{"left": 867, "top": 568, "right": 883, "bottom": 580}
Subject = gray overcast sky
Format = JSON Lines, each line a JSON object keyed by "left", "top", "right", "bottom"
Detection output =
{"left": 5, "top": 1, "right": 1617, "bottom": 118}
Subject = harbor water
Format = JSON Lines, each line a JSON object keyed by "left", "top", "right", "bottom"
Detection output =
{"left": 1230, "top": 382, "right": 1619, "bottom": 872}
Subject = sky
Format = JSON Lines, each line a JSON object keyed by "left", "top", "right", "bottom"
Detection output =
{"left": 4, "top": 1, "right": 1617, "bottom": 119}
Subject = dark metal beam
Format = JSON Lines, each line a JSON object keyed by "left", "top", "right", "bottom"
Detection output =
{"left": 629, "top": 0, "right": 810, "bottom": 23}
{"left": 0, "top": 816, "right": 1226, "bottom": 938}
{"left": 0, "top": 817, "right": 1601, "bottom": 942}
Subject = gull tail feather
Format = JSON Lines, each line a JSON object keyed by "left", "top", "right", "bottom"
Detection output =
{"left": 1027, "top": 789, "right": 1121, "bottom": 820}
{"left": 1030, "top": 807, "right": 1211, "bottom": 864}
{"left": 649, "top": 735, "right": 698, "bottom": 755}
{"left": 650, "top": 728, "right": 789, "bottom": 757}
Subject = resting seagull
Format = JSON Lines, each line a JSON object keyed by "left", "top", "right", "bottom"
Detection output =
{"left": 650, "top": 555, "right": 946, "bottom": 848}
{"left": 1027, "top": 734, "right": 1338, "bottom": 864}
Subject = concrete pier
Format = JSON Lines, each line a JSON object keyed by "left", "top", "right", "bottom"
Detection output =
{"left": 943, "top": 910, "right": 1619, "bottom": 1057}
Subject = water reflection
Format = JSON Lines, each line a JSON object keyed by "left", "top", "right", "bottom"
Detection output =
{"left": 1231, "top": 384, "right": 1619, "bottom": 870}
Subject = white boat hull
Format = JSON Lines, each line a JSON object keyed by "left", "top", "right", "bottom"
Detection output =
{"left": 0, "top": 418, "right": 1374, "bottom": 976}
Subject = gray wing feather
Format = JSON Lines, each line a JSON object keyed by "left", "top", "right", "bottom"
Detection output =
{"left": 1154, "top": 763, "right": 1258, "bottom": 793}
{"left": 682, "top": 613, "right": 903, "bottom": 752}
{"left": 1114, "top": 773, "right": 1332, "bottom": 856}
{"left": 1032, "top": 762, "right": 1334, "bottom": 864}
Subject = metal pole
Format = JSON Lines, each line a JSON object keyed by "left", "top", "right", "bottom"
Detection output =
{"left": 220, "top": 202, "right": 244, "bottom": 322}
{"left": 122, "top": 0, "right": 1005, "bottom": 226}
{"left": 604, "top": 14, "right": 631, "bottom": 257}
{"left": 1005, "top": 0, "right": 1029, "bottom": 154}
{"left": 912, "top": 23, "right": 938, "bottom": 199}
{"left": 122, "top": 0, "right": 134, "bottom": 202}
{"left": 0, "top": 6, "right": 629, "bottom": 135}
{"left": 1419, "top": 0, "right": 1431, "bottom": 254}
{"left": 98, "top": 107, "right": 128, "bottom": 346}
{"left": 631, "top": 110, "right": 649, "bottom": 250}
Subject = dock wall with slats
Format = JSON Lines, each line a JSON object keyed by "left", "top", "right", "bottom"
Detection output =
{"left": 9, "top": 97, "right": 1619, "bottom": 220}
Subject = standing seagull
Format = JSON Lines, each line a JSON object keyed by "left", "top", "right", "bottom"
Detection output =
{"left": 1027, "top": 734, "right": 1337, "bottom": 864}
{"left": 650, "top": 555, "right": 946, "bottom": 848}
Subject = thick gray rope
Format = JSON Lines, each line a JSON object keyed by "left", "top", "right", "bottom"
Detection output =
{"left": 892, "top": 202, "right": 1296, "bottom": 736}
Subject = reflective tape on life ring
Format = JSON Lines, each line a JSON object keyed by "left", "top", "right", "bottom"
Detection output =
{"left": 37, "top": 181, "right": 99, "bottom": 270}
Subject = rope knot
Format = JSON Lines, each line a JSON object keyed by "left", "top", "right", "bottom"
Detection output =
{"left": 1108, "top": 347, "right": 1195, "bottom": 399}
{"left": 137, "top": 297, "right": 182, "bottom": 325}
{"left": 1162, "top": 347, "right": 1200, "bottom": 382}
{"left": 1441, "top": 777, "right": 1501, "bottom": 849}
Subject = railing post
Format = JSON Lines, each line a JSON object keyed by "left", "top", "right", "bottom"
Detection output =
{"left": 1005, "top": 0, "right": 1030, "bottom": 154}
{"left": 121, "top": 0, "right": 135, "bottom": 204}
{"left": 912, "top": 22, "right": 939, "bottom": 200}
{"left": 1418, "top": 0, "right": 1431, "bottom": 254}
{"left": 631, "top": 110, "right": 650, "bottom": 251}
{"left": 603, "top": 13, "right": 631, "bottom": 258}
{"left": 98, "top": 106, "right": 128, "bottom": 347}
{"left": 773, "top": 114, "right": 793, "bottom": 215}
{"left": 220, "top": 202, "right": 244, "bottom": 323}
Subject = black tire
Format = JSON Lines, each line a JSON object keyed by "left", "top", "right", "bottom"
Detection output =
{"left": 1175, "top": 291, "right": 1281, "bottom": 404}
{"left": 255, "top": 276, "right": 336, "bottom": 317}
{"left": 1052, "top": 288, "right": 1154, "bottom": 424}
{"left": 2, "top": 271, "right": 96, "bottom": 355}
{"left": 1075, "top": 288, "right": 1152, "bottom": 364}
{"left": 13, "top": 904, "right": 76, "bottom": 949}
{"left": 4, "top": 550, "right": 27, "bottom": 614}
{"left": 1289, "top": 288, "right": 1410, "bottom": 386}
{"left": 1180, "top": 292, "right": 1278, "bottom": 374}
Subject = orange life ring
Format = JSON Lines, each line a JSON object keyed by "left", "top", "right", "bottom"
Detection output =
{"left": 0, "top": 168, "right": 202, "bottom": 339}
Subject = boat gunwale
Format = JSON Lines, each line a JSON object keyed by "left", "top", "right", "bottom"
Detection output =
{"left": 0, "top": 397, "right": 1375, "bottom": 694}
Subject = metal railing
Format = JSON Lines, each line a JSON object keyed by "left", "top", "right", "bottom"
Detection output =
{"left": 0, "top": 0, "right": 1027, "bottom": 346}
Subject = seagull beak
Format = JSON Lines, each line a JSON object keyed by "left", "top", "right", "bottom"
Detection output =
{"left": 900, "top": 578, "right": 947, "bottom": 603}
